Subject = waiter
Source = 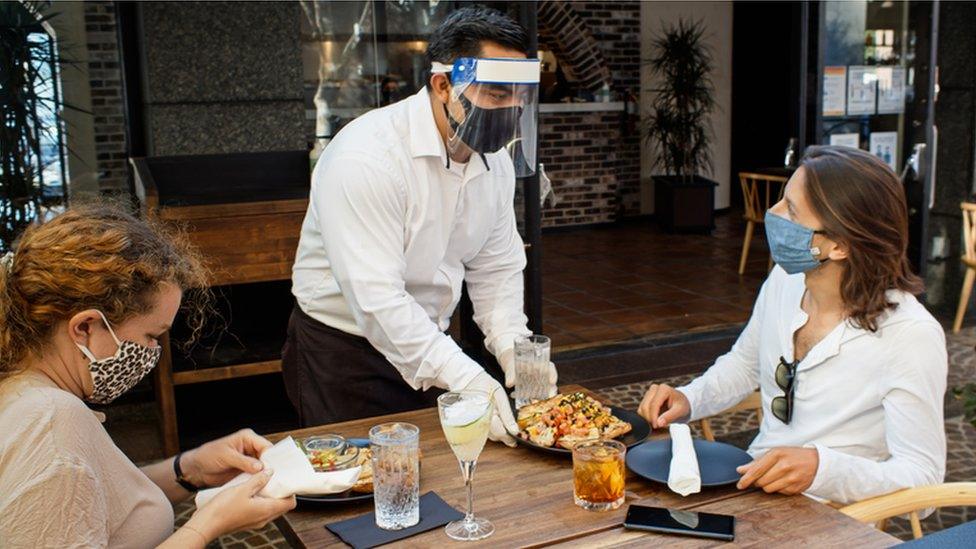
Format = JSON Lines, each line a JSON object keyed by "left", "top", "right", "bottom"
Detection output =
{"left": 283, "top": 6, "right": 557, "bottom": 446}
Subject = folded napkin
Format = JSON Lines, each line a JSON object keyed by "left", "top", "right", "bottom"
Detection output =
{"left": 195, "top": 436, "right": 361, "bottom": 508}
{"left": 668, "top": 423, "right": 701, "bottom": 496}
{"left": 325, "top": 492, "right": 463, "bottom": 549}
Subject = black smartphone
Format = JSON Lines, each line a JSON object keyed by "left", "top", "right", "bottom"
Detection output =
{"left": 623, "top": 504, "right": 735, "bottom": 541}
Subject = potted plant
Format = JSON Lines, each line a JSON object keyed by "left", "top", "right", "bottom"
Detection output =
{"left": 644, "top": 19, "right": 718, "bottom": 233}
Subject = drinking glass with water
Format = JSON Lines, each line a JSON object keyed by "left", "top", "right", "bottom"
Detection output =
{"left": 513, "top": 334, "right": 552, "bottom": 408}
{"left": 369, "top": 422, "right": 420, "bottom": 530}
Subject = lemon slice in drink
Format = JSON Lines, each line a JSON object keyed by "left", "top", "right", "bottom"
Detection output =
{"left": 442, "top": 399, "right": 492, "bottom": 461}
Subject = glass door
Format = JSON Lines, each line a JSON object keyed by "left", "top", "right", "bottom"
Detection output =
{"left": 811, "top": 0, "right": 939, "bottom": 275}
{"left": 299, "top": 1, "right": 454, "bottom": 161}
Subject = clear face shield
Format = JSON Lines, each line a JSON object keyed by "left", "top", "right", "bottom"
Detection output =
{"left": 431, "top": 57, "right": 540, "bottom": 176}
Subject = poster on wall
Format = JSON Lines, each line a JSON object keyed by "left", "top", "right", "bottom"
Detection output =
{"left": 869, "top": 131, "right": 899, "bottom": 172}
{"left": 829, "top": 133, "right": 860, "bottom": 149}
{"left": 847, "top": 66, "right": 877, "bottom": 115}
{"left": 876, "top": 67, "right": 906, "bottom": 114}
{"left": 822, "top": 66, "right": 847, "bottom": 117}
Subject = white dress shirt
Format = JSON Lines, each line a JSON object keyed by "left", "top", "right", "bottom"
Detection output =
{"left": 292, "top": 88, "right": 530, "bottom": 392}
{"left": 679, "top": 266, "right": 947, "bottom": 504}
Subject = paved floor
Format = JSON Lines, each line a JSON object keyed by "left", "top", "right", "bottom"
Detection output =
{"left": 541, "top": 214, "right": 768, "bottom": 351}
{"left": 165, "top": 326, "right": 976, "bottom": 547}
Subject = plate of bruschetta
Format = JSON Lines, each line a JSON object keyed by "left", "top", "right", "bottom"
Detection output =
{"left": 515, "top": 392, "right": 650, "bottom": 455}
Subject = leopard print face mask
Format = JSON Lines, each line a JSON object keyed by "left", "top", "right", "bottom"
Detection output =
{"left": 76, "top": 311, "right": 162, "bottom": 405}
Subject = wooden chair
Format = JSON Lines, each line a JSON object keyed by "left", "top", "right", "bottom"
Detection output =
{"left": 738, "top": 172, "right": 788, "bottom": 275}
{"left": 952, "top": 202, "right": 976, "bottom": 333}
{"left": 699, "top": 390, "right": 763, "bottom": 441}
{"left": 839, "top": 482, "right": 976, "bottom": 539}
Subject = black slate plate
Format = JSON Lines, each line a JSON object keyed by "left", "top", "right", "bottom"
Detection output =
{"left": 626, "top": 438, "right": 752, "bottom": 487}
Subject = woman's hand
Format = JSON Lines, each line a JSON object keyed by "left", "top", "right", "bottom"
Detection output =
{"left": 736, "top": 447, "right": 819, "bottom": 495}
{"left": 184, "top": 470, "right": 296, "bottom": 542}
{"left": 182, "top": 428, "right": 273, "bottom": 488}
{"left": 637, "top": 383, "right": 691, "bottom": 429}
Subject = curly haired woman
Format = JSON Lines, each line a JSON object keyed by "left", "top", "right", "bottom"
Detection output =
{"left": 0, "top": 207, "right": 295, "bottom": 547}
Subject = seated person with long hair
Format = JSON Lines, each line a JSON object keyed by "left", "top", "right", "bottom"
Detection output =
{"left": 0, "top": 208, "right": 295, "bottom": 547}
{"left": 639, "top": 146, "right": 947, "bottom": 504}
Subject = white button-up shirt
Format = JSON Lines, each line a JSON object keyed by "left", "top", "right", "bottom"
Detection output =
{"left": 292, "top": 88, "right": 530, "bottom": 392}
{"left": 679, "top": 267, "right": 947, "bottom": 504}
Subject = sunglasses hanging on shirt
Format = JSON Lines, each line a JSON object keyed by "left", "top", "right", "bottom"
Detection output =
{"left": 771, "top": 356, "right": 799, "bottom": 424}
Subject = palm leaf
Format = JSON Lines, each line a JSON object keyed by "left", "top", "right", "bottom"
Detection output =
{"left": 643, "top": 18, "right": 715, "bottom": 180}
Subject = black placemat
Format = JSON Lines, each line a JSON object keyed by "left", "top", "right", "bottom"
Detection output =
{"left": 325, "top": 491, "right": 463, "bottom": 549}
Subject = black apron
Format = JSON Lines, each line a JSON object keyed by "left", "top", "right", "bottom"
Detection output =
{"left": 281, "top": 304, "right": 502, "bottom": 427}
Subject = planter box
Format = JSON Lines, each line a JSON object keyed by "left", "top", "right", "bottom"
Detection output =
{"left": 131, "top": 150, "right": 310, "bottom": 285}
{"left": 653, "top": 175, "right": 718, "bottom": 233}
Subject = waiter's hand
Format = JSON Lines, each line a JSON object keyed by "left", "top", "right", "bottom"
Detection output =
{"left": 463, "top": 372, "right": 519, "bottom": 447}
{"left": 498, "top": 348, "right": 558, "bottom": 397}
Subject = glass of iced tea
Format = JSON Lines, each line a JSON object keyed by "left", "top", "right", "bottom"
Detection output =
{"left": 572, "top": 439, "right": 626, "bottom": 511}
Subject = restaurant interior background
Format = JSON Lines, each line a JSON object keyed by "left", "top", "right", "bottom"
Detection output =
{"left": 7, "top": 0, "right": 976, "bottom": 544}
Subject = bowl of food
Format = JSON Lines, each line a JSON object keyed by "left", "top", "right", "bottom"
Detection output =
{"left": 301, "top": 435, "right": 360, "bottom": 472}
{"left": 296, "top": 437, "right": 375, "bottom": 504}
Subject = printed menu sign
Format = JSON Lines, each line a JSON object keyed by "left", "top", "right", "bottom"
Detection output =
{"left": 876, "top": 67, "right": 906, "bottom": 114}
{"left": 847, "top": 66, "right": 877, "bottom": 115}
{"left": 822, "top": 66, "right": 847, "bottom": 117}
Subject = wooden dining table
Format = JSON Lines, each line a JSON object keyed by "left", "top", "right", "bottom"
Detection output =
{"left": 269, "top": 385, "right": 900, "bottom": 548}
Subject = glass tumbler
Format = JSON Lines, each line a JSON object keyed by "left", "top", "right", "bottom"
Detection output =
{"left": 513, "top": 334, "right": 552, "bottom": 408}
{"left": 369, "top": 422, "right": 420, "bottom": 530}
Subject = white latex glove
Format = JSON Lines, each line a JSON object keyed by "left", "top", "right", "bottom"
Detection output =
{"left": 498, "top": 348, "right": 559, "bottom": 397}
{"left": 462, "top": 371, "right": 519, "bottom": 447}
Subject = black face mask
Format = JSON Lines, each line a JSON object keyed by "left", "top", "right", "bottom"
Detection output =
{"left": 444, "top": 93, "right": 522, "bottom": 154}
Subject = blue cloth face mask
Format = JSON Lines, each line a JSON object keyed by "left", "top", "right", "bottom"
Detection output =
{"left": 764, "top": 211, "right": 827, "bottom": 274}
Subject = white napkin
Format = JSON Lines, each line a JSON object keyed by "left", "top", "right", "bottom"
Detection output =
{"left": 668, "top": 423, "right": 701, "bottom": 496}
{"left": 195, "top": 436, "right": 361, "bottom": 508}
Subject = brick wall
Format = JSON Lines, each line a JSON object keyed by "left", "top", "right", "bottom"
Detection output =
{"left": 574, "top": 1, "right": 641, "bottom": 217}
{"left": 572, "top": 1, "right": 641, "bottom": 93}
{"left": 83, "top": 1, "right": 128, "bottom": 195}
{"left": 538, "top": 1, "right": 611, "bottom": 91}
{"left": 539, "top": 111, "right": 621, "bottom": 226}
{"left": 536, "top": 1, "right": 642, "bottom": 227}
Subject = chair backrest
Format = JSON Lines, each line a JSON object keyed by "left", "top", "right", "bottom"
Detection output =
{"left": 960, "top": 202, "right": 976, "bottom": 264}
{"left": 739, "top": 172, "right": 788, "bottom": 223}
{"left": 839, "top": 482, "right": 976, "bottom": 539}
{"left": 700, "top": 390, "right": 763, "bottom": 442}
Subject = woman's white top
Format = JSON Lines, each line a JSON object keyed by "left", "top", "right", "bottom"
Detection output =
{"left": 679, "top": 266, "right": 947, "bottom": 504}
